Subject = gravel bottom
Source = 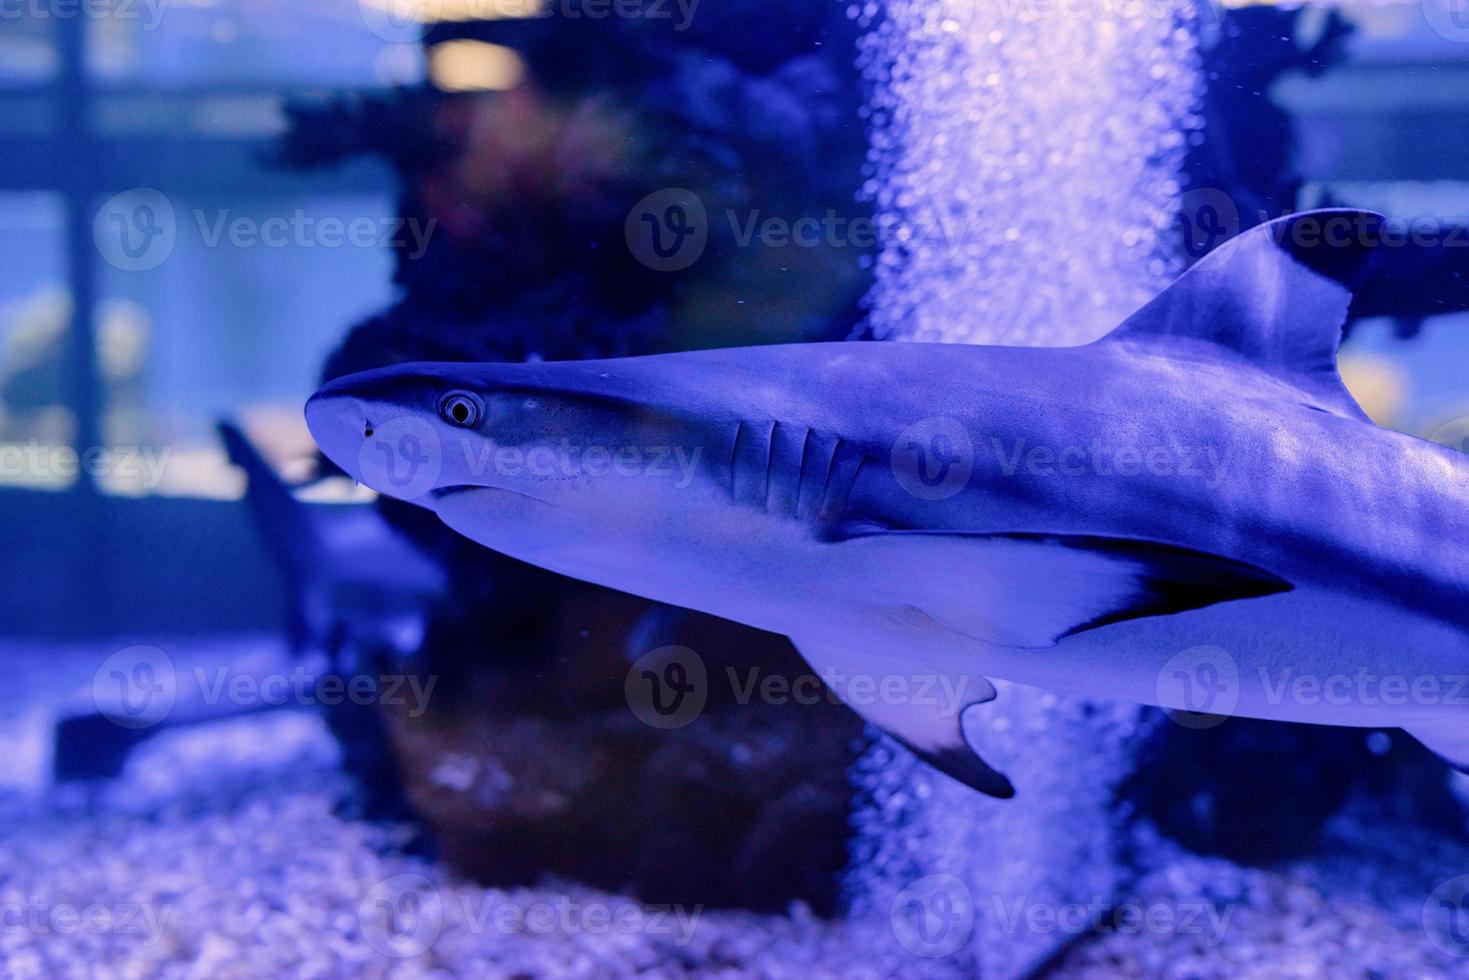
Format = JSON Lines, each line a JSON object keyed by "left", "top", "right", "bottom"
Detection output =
{"left": 1050, "top": 815, "right": 1469, "bottom": 980}
{"left": 4, "top": 640, "right": 1469, "bottom": 978}
{"left": 0, "top": 709, "right": 905, "bottom": 980}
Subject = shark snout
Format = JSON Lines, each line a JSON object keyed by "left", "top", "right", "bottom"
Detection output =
{"left": 304, "top": 388, "right": 370, "bottom": 481}
{"left": 305, "top": 377, "right": 457, "bottom": 504}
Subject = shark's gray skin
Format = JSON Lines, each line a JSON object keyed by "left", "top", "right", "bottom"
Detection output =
{"left": 307, "top": 210, "right": 1469, "bottom": 798}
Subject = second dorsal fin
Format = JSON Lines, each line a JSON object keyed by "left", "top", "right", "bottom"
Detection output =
{"left": 1098, "top": 209, "right": 1383, "bottom": 419}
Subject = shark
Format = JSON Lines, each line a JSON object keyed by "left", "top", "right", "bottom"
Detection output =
{"left": 306, "top": 209, "right": 1469, "bottom": 798}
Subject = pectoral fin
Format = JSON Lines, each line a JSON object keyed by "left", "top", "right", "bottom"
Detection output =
{"left": 792, "top": 639, "right": 1015, "bottom": 798}
{"left": 832, "top": 525, "right": 1292, "bottom": 649}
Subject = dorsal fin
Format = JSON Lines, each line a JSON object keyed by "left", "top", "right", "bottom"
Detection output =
{"left": 1098, "top": 209, "right": 1383, "bottom": 419}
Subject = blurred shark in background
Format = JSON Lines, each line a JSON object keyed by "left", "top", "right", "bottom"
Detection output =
{"left": 308, "top": 209, "right": 1469, "bottom": 799}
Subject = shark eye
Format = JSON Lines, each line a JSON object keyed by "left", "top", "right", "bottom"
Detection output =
{"left": 437, "top": 391, "right": 482, "bottom": 428}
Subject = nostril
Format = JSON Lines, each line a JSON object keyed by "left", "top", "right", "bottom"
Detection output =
{"left": 364, "top": 424, "right": 374, "bottom": 438}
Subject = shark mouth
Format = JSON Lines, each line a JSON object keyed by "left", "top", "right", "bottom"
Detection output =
{"left": 430, "top": 484, "right": 551, "bottom": 508}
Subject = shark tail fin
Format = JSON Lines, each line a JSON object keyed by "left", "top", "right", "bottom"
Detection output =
{"left": 1097, "top": 209, "right": 1383, "bottom": 421}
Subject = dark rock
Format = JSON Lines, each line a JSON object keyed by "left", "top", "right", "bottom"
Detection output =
{"left": 385, "top": 599, "right": 863, "bottom": 915}
{"left": 1120, "top": 714, "right": 1467, "bottom": 863}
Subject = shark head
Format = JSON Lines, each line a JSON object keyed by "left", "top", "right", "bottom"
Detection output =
{"left": 306, "top": 360, "right": 719, "bottom": 586}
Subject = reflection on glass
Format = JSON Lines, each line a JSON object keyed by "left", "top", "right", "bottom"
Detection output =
{"left": 96, "top": 192, "right": 397, "bottom": 498}
{"left": 86, "top": 0, "right": 421, "bottom": 88}
{"left": 0, "top": 13, "right": 55, "bottom": 87}
{"left": 0, "top": 192, "right": 70, "bottom": 490}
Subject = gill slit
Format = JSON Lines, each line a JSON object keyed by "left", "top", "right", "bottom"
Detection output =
{"left": 763, "top": 422, "right": 779, "bottom": 512}
{"left": 729, "top": 420, "right": 746, "bottom": 498}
